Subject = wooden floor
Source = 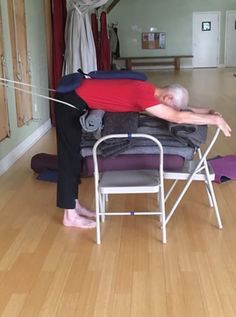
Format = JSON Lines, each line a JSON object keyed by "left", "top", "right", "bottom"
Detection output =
{"left": 0, "top": 68, "right": 236, "bottom": 316}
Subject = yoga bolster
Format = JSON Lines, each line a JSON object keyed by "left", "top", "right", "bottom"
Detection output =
{"left": 56, "top": 69, "right": 147, "bottom": 93}
{"left": 31, "top": 153, "right": 58, "bottom": 173}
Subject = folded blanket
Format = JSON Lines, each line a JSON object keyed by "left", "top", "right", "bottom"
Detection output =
{"left": 168, "top": 123, "right": 207, "bottom": 148}
{"left": 100, "top": 112, "right": 139, "bottom": 156}
{"left": 131, "top": 135, "right": 185, "bottom": 147}
{"left": 137, "top": 124, "right": 182, "bottom": 146}
{"left": 80, "top": 109, "right": 105, "bottom": 139}
{"left": 81, "top": 144, "right": 194, "bottom": 160}
{"left": 80, "top": 112, "right": 207, "bottom": 157}
{"left": 138, "top": 114, "right": 168, "bottom": 129}
{"left": 102, "top": 112, "right": 139, "bottom": 135}
{"left": 139, "top": 113, "right": 207, "bottom": 148}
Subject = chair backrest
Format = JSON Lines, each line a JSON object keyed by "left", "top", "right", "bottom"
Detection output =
{"left": 92, "top": 133, "right": 164, "bottom": 187}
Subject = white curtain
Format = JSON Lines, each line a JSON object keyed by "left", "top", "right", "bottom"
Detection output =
{"left": 63, "top": 0, "right": 109, "bottom": 74}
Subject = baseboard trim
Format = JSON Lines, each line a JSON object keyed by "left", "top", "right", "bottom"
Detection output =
{"left": 132, "top": 65, "right": 193, "bottom": 71}
{"left": 0, "top": 119, "right": 52, "bottom": 176}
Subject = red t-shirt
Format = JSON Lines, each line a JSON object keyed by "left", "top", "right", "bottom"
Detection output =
{"left": 75, "top": 79, "right": 159, "bottom": 112}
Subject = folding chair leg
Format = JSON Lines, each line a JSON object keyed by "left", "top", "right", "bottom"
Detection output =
{"left": 159, "top": 189, "right": 167, "bottom": 243}
{"left": 202, "top": 157, "right": 223, "bottom": 228}
{"left": 207, "top": 181, "right": 223, "bottom": 229}
{"left": 165, "top": 178, "right": 192, "bottom": 225}
{"left": 203, "top": 162, "right": 223, "bottom": 229}
{"left": 204, "top": 180, "right": 214, "bottom": 207}
{"left": 158, "top": 192, "right": 162, "bottom": 223}
{"left": 96, "top": 193, "right": 101, "bottom": 244}
{"left": 198, "top": 149, "right": 214, "bottom": 207}
{"left": 96, "top": 216, "right": 101, "bottom": 244}
{"left": 100, "top": 194, "right": 106, "bottom": 222}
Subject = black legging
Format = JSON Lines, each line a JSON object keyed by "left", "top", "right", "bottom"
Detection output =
{"left": 54, "top": 91, "right": 88, "bottom": 209}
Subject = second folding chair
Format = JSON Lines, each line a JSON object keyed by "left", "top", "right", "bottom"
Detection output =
{"left": 92, "top": 133, "right": 166, "bottom": 244}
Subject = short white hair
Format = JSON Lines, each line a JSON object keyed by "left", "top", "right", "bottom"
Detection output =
{"left": 165, "top": 84, "right": 189, "bottom": 109}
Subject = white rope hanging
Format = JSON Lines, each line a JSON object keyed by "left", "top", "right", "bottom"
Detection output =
{"left": 0, "top": 77, "right": 56, "bottom": 93}
{"left": 0, "top": 78, "right": 77, "bottom": 110}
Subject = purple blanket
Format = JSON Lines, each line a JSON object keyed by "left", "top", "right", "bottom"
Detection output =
{"left": 208, "top": 155, "right": 236, "bottom": 183}
{"left": 81, "top": 154, "right": 184, "bottom": 177}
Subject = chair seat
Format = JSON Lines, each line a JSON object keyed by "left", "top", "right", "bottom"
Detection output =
{"left": 164, "top": 160, "right": 215, "bottom": 181}
{"left": 99, "top": 169, "right": 160, "bottom": 194}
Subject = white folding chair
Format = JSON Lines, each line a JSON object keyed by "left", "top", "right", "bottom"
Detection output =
{"left": 164, "top": 127, "right": 223, "bottom": 228}
{"left": 92, "top": 133, "right": 166, "bottom": 244}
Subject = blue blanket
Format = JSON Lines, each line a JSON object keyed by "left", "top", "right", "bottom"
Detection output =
{"left": 56, "top": 69, "right": 147, "bottom": 93}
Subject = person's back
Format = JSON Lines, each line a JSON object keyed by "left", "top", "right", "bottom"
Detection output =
{"left": 75, "top": 79, "right": 159, "bottom": 112}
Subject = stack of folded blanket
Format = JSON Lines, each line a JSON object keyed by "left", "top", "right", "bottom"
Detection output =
{"left": 32, "top": 111, "right": 208, "bottom": 180}
{"left": 80, "top": 111, "right": 207, "bottom": 160}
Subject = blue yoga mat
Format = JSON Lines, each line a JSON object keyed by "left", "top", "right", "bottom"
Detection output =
{"left": 37, "top": 169, "right": 58, "bottom": 183}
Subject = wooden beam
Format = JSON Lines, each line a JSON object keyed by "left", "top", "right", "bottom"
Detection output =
{"left": 43, "top": 0, "right": 53, "bottom": 87}
{"left": 8, "top": 0, "right": 32, "bottom": 127}
{"left": 0, "top": 6, "right": 10, "bottom": 141}
{"left": 107, "top": 0, "right": 120, "bottom": 13}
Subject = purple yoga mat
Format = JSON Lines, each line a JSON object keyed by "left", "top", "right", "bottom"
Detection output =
{"left": 208, "top": 155, "right": 236, "bottom": 183}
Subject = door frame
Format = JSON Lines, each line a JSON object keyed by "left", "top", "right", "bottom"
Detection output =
{"left": 192, "top": 11, "right": 221, "bottom": 68}
{"left": 224, "top": 10, "right": 236, "bottom": 67}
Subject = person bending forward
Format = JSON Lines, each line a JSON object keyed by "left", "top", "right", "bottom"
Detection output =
{"left": 54, "top": 79, "right": 231, "bottom": 228}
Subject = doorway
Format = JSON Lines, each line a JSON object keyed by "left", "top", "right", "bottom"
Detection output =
{"left": 192, "top": 12, "right": 220, "bottom": 68}
{"left": 225, "top": 11, "right": 236, "bottom": 67}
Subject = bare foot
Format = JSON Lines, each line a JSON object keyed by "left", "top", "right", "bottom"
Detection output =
{"left": 75, "top": 201, "right": 96, "bottom": 219}
{"left": 63, "top": 209, "right": 96, "bottom": 229}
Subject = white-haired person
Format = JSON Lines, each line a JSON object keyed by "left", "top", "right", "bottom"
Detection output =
{"left": 54, "top": 79, "right": 231, "bottom": 229}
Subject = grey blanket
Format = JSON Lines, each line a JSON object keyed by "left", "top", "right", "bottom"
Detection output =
{"left": 81, "top": 144, "right": 195, "bottom": 160}
{"left": 100, "top": 112, "right": 139, "bottom": 156}
{"left": 168, "top": 122, "right": 207, "bottom": 147}
{"left": 137, "top": 115, "right": 182, "bottom": 147}
{"left": 81, "top": 112, "right": 208, "bottom": 157}
{"left": 139, "top": 114, "right": 207, "bottom": 148}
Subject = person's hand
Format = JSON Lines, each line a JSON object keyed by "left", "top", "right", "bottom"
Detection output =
{"left": 216, "top": 116, "right": 231, "bottom": 137}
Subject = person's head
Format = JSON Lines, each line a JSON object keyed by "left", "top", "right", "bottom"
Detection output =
{"left": 156, "top": 84, "right": 189, "bottom": 110}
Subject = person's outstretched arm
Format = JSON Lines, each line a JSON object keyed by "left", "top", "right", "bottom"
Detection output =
{"left": 187, "top": 106, "right": 221, "bottom": 116}
{"left": 146, "top": 103, "right": 231, "bottom": 137}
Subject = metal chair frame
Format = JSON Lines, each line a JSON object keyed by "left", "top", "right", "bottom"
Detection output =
{"left": 92, "top": 133, "right": 166, "bottom": 244}
{"left": 92, "top": 128, "right": 223, "bottom": 245}
{"left": 163, "top": 127, "right": 222, "bottom": 228}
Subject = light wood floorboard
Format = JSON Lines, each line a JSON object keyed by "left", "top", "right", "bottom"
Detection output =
{"left": 0, "top": 68, "right": 236, "bottom": 316}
